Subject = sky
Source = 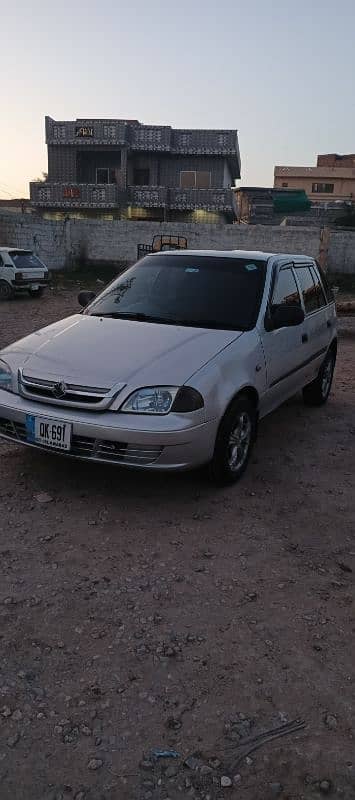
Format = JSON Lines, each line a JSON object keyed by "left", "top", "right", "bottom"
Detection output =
{"left": 1, "top": 0, "right": 355, "bottom": 199}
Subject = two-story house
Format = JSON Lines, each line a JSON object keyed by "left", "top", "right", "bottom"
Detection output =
{"left": 30, "top": 117, "right": 241, "bottom": 222}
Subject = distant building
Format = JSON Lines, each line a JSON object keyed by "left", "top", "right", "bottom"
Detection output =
{"left": 274, "top": 154, "right": 355, "bottom": 201}
{"left": 232, "top": 186, "right": 310, "bottom": 224}
{"left": 29, "top": 117, "right": 241, "bottom": 222}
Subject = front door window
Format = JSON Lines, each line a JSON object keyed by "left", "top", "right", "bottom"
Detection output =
{"left": 96, "top": 168, "right": 116, "bottom": 184}
{"left": 271, "top": 267, "right": 301, "bottom": 310}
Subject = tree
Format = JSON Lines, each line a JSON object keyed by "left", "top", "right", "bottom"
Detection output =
{"left": 32, "top": 172, "right": 48, "bottom": 183}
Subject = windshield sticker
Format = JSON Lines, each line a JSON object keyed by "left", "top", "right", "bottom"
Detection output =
{"left": 245, "top": 264, "right": 258, "bottom": 271}
{"left": 185, "top": 268, "right": 200, "bottom": 273}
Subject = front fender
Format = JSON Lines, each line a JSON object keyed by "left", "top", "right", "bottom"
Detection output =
{"left": 186, "top": 331, "right": 267, "bottom": 422}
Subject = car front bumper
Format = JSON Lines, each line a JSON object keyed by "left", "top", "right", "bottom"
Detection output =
{"left": 0, "top": 390, "right": 218, "bottom": 471}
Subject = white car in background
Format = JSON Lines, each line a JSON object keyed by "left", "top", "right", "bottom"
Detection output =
{"left": 0, "top": 248, "right": 49, "bottom": 300}
{"left": 0, "top": 250, "right": 337, "bottom": 484}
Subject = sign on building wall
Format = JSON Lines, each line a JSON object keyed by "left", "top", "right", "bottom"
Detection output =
{"left": 63, "top": 187, "right": 81, "bottom": 199}
{"left": 75, "top": 126, "right": 94, "bottom": 138}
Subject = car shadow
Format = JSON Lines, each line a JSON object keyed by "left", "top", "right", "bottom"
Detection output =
{"left": 17, "top": 390, "right": 341, "bottom": 510}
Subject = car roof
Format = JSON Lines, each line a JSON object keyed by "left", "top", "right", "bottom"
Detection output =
{"left": 148, "top": 249, "right": 315, "bottom": 262}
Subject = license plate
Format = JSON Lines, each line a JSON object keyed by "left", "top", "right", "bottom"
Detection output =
{"left": 31, "top": 284, "right": 39, "bottom": 290}
{"left": 26, "top": 415, "right": 72, "bottom": 451}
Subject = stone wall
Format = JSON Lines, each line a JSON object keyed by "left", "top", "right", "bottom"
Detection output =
{"left": 0, "top": 213, "right": 68, "bottom": 271}
{"left": 1, "top": 212, "right": 355, "bottom": 273}
{"left": 327, "top": 230, "right": 355, "bottom": 275}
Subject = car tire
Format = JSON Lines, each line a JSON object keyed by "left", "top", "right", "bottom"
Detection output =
{"left": 0, "top": 281, "right": 14, "bottom": 301}
{"left": 302, "top": 346, "right": 336, "bottom": 407}
{"left": 28, "top": 287, "right": 44, "bottom": 298}
{"left": 209, "top": 394, "right": 257, "bottom": 486}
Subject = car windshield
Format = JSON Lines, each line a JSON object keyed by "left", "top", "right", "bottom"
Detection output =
{"left": 9, "top": 251, "right": 45, "bottom": 269}
{"left": 85, "top": 254, "right": 267, "bottom": 331}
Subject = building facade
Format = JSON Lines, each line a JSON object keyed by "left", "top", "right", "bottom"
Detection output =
{"left": 30, "top": 117, "right": 241, "bottom": 222}
{"left": 274, "top": 154, "right": 355, "bottom": 202}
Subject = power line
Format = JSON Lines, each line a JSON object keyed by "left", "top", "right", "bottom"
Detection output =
{"left": 0, "top": 182, "right": 26, "bottom": 198}
{"left": 0, "top": 186, "right": 16, "bottom": 199}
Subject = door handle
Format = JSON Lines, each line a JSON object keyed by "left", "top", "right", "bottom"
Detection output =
{"left": 302, "top": 333, "right": 308, "bottom": 343}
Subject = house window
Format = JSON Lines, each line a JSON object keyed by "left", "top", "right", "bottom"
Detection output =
{"left": 133, "top": 168, "right": 150, "bottom": 185}
{"left": 282, "top": 182, "right": 288, "bottom": 188}
{"left": 96, "top": 168, "right": 116, "bottom": 184}
{"left": 312, "top": 183, "right": 334, "bottom": 193}
{"left": 180, "top": 171, "right": 211, "bottom": 189}
{"left": 180, "top": 171, "right": 195, "bottom": 189}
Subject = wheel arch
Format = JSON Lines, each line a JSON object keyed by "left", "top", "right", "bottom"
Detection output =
{"left": 217, "top": 385, "right": 260, "bottom": 443}
{"left": 224, "top": 385, "right": 259, "bottom": 415}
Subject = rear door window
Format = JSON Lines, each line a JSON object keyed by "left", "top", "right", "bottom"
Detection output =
{"left": 294, "top": 266, "right": 320, "bottom": 314}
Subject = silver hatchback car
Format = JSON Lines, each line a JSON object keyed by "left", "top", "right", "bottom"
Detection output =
{"left": 0, "top": 250, "right": 337, "bottom": 484}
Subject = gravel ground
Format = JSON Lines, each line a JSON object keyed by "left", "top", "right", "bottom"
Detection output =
{"left": 0, "top": 289, "right": 354, "bottom": 800}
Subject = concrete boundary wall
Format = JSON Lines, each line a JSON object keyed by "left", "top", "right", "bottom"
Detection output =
{"left": 0, "top": 212, "right": 354, "bottom": 273}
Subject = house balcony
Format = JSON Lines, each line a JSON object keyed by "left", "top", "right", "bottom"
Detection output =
{"left": 30, "top": 182, "right": 122, "bottom": 208}
{"left": 30, "top": 183, "right": 234, "bottom": 213}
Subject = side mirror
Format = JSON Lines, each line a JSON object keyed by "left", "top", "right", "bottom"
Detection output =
{"left": 78, "top": 290, "right": 96, "bottom": 308}
{"left": 271, "top": 303, "right": 305, "bottom": 329}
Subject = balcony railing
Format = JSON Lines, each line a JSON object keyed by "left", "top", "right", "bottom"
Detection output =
{"left": 128, "top": 186, "right": 233, "bottom": 211}
{"left": 30, "top": 183, "right": 234, "bottom": 212}
{"left": 30, "top": 182, "right": 122, "bottom": 208}
{"left": 169, "top": 188, "right": 233, "bottom": 211}
{"left": 129, "top": 187, "right": 168, "bottom": 207}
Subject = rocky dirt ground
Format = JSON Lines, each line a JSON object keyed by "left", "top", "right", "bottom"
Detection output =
{"left": 0, "top": 287, "right": 354, "bottom": 800}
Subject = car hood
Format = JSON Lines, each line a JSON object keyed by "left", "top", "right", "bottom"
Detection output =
{"left": 2, "top": 314, "right": 243, "bottom": 388}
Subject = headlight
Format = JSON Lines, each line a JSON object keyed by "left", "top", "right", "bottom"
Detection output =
{"left": 0, "top": 360, "right": 13, "bottom": 393}
{"left": 121, "top": 386, "right": 204, "bottom": 415}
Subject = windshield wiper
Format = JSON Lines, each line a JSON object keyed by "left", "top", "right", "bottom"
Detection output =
{"left": 170, "top": 318, "right": 245, "bottom": 331}
{"left": 90, "top": 312, "right": 245, "bottom": 330}
{"left": 90, "top": 311, "right": 178, "bottom": 324}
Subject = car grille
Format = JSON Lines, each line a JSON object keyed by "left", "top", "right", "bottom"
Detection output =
{"left": 0, "top": 417, "right": 163, "bottom": 466}
{"left": 19, "top": 371, "right": 123, "bottom": 411}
